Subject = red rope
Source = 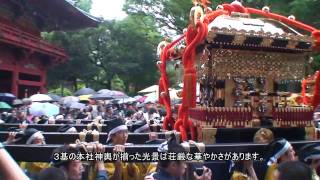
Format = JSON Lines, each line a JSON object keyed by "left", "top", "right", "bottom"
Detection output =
{"left": 313, "top": 71, "right": 320, "bottom": 108}
{"left": 160, "top": 35, "right": 186, "bottom": 130}
{"left": 246, "top": 8, "right": 317, "bottom": 33}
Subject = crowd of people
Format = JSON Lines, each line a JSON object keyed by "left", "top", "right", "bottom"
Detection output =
{"left": 0, "top": 99, "right": 320, "bottom": 180}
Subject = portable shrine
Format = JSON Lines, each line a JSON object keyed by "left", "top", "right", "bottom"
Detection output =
{"left": 157, "top": 0, "right": 320, "bottom": 143}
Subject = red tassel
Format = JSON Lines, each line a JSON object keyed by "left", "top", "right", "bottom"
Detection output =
{"left": 182, "top": 71, "right": 197, "bottom": 107}
{"left": 158, "top": 78, "right": 165, "bottom": 105}
{"left": 312, "top": 30, "right": 320, "bottom": 47}
{"left": 188, "top": 120, "right": 196, "bottom": 140}
{"left": 313, "top": 72, "right": 320, "bottom": 108}
{"left": 179, "top": 125, "right": 188, "bottom": 141}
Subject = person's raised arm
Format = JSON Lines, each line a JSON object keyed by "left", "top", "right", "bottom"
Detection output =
{"left": 0, "top": 142, "right": 29, "bottom": 180}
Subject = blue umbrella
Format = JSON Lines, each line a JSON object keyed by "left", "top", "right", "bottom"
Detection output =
{"left": 29, "top": 102, "right": 59, "bottom": 117}
{"left": 0, "top": 93, "right": 16, "bottom": 102}
{"left": 47, "top": 94, "right": 62, "bottom": 102}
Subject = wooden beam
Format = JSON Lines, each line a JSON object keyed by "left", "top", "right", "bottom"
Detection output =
{"left": 0, "top": 124, "right": 306, "bottom": 142}
{"left": 0, "top": 132, "right": 168, "bottom": 144}
{"left": 4, "top": 140, "right": 320, "bottom": 162}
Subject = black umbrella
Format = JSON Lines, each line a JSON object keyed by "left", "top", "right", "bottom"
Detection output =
{"left": 74, "top": 87, "right": 96, "bottom": 96}
{"left": 89, "top": 92, "right": 114, "bottom": 100}
{"left": 47, "top": 94, "right": 62, "bottom": 102}
{"left": 0, "top": 93, "right": 16, "bottom": 102}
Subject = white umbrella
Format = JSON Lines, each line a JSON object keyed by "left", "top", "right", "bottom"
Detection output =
{"left": 97, "top": 89, "right": 112, "bottom": 94}
{"left": 29, "top": 94, "right": 52, "bottom": 102}
{"left": 116, "top": 97, "right": 136, "bottom": 104}
{"left": 29, "top": 102, "right": 59, "bottom": 117}
{"left": 138, "top": 85, "right": 159, "bottom": 94}
{"left": 144, "top": 92, "right": 158, "bottom": 103}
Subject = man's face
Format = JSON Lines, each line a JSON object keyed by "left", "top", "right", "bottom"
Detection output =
{"left": 32, "top": 136, "right": 45, "bottom": 145}
{"left": 281, "top": 145, "right": 296, "bottom": 162}
{"left": 112, "top": 130, "right": 128, "bottom": 145}
{"left": 286, "top": 145, "right": 296, "bottom": 161}
{"left": 17, "top": 112, "right": 26, "bottom": 120}
{"left": 11, "top": 110, "right": 17, "bottom": 117}
{"left": 67, "top": 160, "right": 84, "bottom": 180}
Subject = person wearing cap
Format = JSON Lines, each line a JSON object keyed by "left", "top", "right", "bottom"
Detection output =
{"left": 52, "top": 143, "right": 108, "bottom": 180}
{"left": 298, "top": 143, "right": 320, "bottom": 180}
{"left": 264, "top": 138, "right": 296, "bottom": 180}
{"left": 131, "top": 120, "right": 150, "bottom": 133}
{"left": 130, "top": 121, "right": 156, "bottom": 178}
{"left": 3, "top": 128, "right": 50, "bottom": 177}
{"left": 102, "top": 118, "right": 140, "bottom": 180}
{"left": 18, "top": 128, "right": 50, "bottom": 175}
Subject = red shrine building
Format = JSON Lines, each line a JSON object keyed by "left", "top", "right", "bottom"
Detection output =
{"left": 0, "top": 0, "right": 100, "bottom": 98}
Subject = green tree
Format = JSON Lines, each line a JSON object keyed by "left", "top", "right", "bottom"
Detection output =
{"left": 111, "top": 75, "right": 126, "bottom": 91}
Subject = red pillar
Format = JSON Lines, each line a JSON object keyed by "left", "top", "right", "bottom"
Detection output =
{"left": 11, "top": 61, "right": 18, "bottom": 97}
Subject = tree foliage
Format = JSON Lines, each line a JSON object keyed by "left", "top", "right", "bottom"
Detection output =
{"left": 45, "top": 0, "right": 320, "bottom": 95}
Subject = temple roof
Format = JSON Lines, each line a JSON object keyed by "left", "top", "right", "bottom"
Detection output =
{"left": 0, "top": 0, "right": 102, "bottom": 32}
{"left": 27, "top": 0, "right": 102, "bottom": 31}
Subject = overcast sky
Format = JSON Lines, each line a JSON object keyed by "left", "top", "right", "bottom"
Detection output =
{"left": 90, "top": 0, "right": 127, "bottom": 20}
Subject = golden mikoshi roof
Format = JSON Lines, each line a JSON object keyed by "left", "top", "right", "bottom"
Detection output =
{"left": 206, "top": 13, "right": 314, "bottom": 53}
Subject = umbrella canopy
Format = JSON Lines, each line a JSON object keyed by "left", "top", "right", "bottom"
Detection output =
{"left": 143, "top": 89, "right": 181, "bottom": 103}
{"left": 90, "top": 93, "right": 113, "bottom": 100}
{"left": 0, "top": 102, "right": 11, "bottom": 109}
{"left": 137, "top": 96, "right": 147, "bottom": 103}
{"left": 59, "top": 96, "right": 79, "bottom": 106}
{"left": 47, "top": 94, "right": 62, "bottom": 102}
{"left": 90, "top": 90, "right": 128, "bottom": 100}
{"left": 110, "top": 90, "right": 128, "bottom": 99}
{"left": 115, "top": 97, "right": 136, "bottom": 104}
{"left": 22, "top": 98, "right": 32, "bottom": 105}
{"left": 97, "top": 89, "right": 112, "bottom": 94}
{"left": 0, "top": 93, "right": 16, "bottom": 102}
{"left": 69, "top": 102, "right": 86, "bottom": 109}
{"left": 144, "top": 92, "right": 158, "bottom": 103}
{"left": 138, "top": 85, "right": 159, "bottom": 94}
{"left": 30, "top": 94, "right": 53, "bottom": 102}
{"left": 12, "top": 99, "right": 23, "bottom": 106}
{"left": 29, "top": 102, "right": 59, "bottom": 117}
{"left": 79, "top": 95, "right": 92, "bottom": 102}
{"left": 74, "top": 87, "right": 96, "bottom": 96}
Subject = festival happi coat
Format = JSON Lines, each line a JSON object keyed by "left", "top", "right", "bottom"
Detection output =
{"left": 156, "top": 0, "right": 320, "bottom": 142}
